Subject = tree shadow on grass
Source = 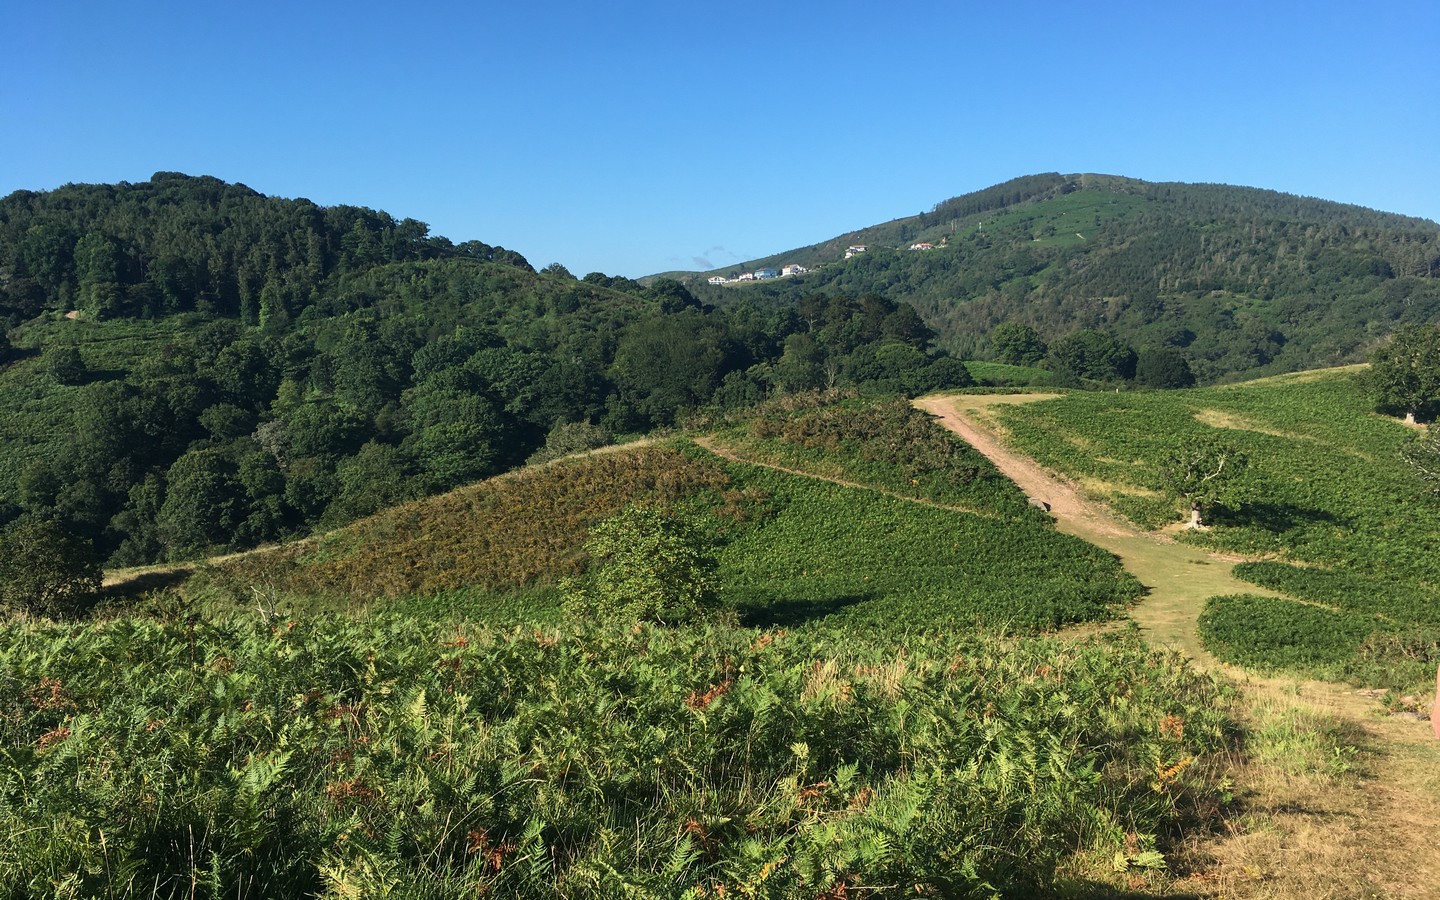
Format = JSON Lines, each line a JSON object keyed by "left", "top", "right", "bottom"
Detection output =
{"left": 100, "top": 568, "right": 194, "bottom": 604}
{"left": 735, "top": 592, "right": 873, "bottom": 628}
{"left": 1211, "top": 501, "right": 1341, "bottom": 533}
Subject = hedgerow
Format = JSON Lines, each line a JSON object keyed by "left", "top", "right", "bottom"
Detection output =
{"left": 0, "top": 614, "right": 1235, "bottom": 898}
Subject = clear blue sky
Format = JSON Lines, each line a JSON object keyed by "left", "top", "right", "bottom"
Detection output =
{"left": 5, "top": 0, "right": 1437, "bottom": 277}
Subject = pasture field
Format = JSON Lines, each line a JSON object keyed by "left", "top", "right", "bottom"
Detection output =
{"left": 986, "top": 370, "right": 1440, "bottom": 685}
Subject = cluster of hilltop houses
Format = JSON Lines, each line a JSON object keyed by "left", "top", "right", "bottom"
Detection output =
{"left": 707, "top": 241, "right": 938, "bottom": 285}
{"left": 707, "top": 263, "right": 809, "bottom": 285}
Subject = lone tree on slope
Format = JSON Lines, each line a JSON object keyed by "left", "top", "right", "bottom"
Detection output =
{"left": 0, "top": 518, "right": 102, "bottom": 618}
{"left": 1367, "top": 323, "right": 1440, "bottom": 425}
{"left": 1159, "top": 439, "right": 1249, "bottom": 529}
{"left": 1401, "top": 428, "right": 1440, "bottom": 498}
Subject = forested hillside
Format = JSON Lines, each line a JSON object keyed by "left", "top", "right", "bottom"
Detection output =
{"left": 0, "top": 174, "right": 971, "bottom": 566}
{"left": 685, "top": 174, "right": 1440, "bottom": 381}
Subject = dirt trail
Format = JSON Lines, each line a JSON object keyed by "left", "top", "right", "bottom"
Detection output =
{"left": 914, "top": 393, "right": 1287, "bottom": 665}
{"left": 917, "top": 392, "right": 1440, "bottom": 898}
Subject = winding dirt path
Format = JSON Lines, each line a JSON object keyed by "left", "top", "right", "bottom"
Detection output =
{"left": 913, "top": 393, "right": 1287, "bottom": 666}
{"left": 917, "top": 392, "right": 1440, "bottom": 898}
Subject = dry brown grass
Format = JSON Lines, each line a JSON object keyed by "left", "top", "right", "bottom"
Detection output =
{"left": 1173, "top": 678, "right": 1440, "bottom": 899}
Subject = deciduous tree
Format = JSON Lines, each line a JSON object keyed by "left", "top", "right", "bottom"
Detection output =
{"left": 1401, "top": 429, "right": 1440, "bottom": 497}
{"left": 990, "top": 322, "right": 1047, "bottom": 366}
{"left": 1367, "top": 324, "right": 1440, "bottom": 424}
{"left": 1159, "top": 439, "right": 1249, "bottom": 528}
{"left": 0, "top": 518, "right": 101, "bottom": 618}
{"left": 1135, "top": 346, "right": 1196, "bottom": 389}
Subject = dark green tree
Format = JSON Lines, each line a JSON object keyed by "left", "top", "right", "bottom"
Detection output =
{"left": 44, "top": 345, "right": 87, "bottom": 385}
{"left": 156, "top": 449, "right": 248, "bottom": 557}
{"left": 772, "top": 333, "right": 827, "bottom": 392}
{"left": 401, "top": 384, "right": 506, "bottom": 491}
{"left": 73, "top": 233, "right": 125, "bottom": 315}
{"left": 1135, "top": 346, "right": 1196, "bottom": 389}
{"left": 0, "top": 518, "right": 101, "bottom": 618}
{"left": 1048, "top": 330, "right": 1137, "bottom": 382}
{"left": 990, "top": 322, "right": 1048, "bottom": 366}
{"left": 610, "top": 311, "right": 739, "bottom": 425}
{"left": 327, "top": 441, "right": 416, "bottom": 523}
{"left": 1367, "top": 324, "right": 1440, "bottom": 424}
{"left": 648, "top": 279, "right": 702, "bottom": 313}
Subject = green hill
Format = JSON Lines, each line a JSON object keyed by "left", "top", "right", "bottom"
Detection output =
{"left": 0, "top": 395, "right": 1240, "bottom": 895}
{"left": 675, "top": 173, "right": 1440, "bottom": 382}
{"left": 204, "top": 397, "right": 1136, "bottom": 633}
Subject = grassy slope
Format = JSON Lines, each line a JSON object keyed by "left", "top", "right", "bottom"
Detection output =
{"left": 987, "top": 369, "right": 1440, "bottom": 687}
{"left": 205, "top": 399, "right": 1142, "bottom": 634}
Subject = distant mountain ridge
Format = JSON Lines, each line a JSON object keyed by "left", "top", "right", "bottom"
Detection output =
{"left": 666, "top": 173, "right": 1440, "bottom": 381}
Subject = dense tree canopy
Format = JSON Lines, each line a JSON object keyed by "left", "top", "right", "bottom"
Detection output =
{"left": 1048, "top": 329, "right": 1137, "bottom": 383}
{"left": 1135, "top": 345, "right": 1196, "bottom": 389}
{"left": 1367, "top": 323, "right": 1440, "bottom": 423}
{"left": 0, "top": 175, "right": 972, "bottom": 568}
{"left": 990, "top": 322, "right": 1048, "bottom": 366}
{"left": 0, "top": 518, "right": 101, "bottom": 618}
{"left": 1159, "top": 439, "right": 1249, "bottom": 528}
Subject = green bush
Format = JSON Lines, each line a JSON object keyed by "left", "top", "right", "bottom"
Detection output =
{"left": 562, "top": 505, "right": 719, "bottom": 624}
{"left": 0, "top": 518, "right": 101, "bottom": 618}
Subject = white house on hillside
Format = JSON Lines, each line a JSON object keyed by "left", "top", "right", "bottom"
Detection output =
{"left": 781, "top": 264, "right": 808, "bottom": 277}
{"left": 845, "top": 245, "right": 867, "bottom": 258}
